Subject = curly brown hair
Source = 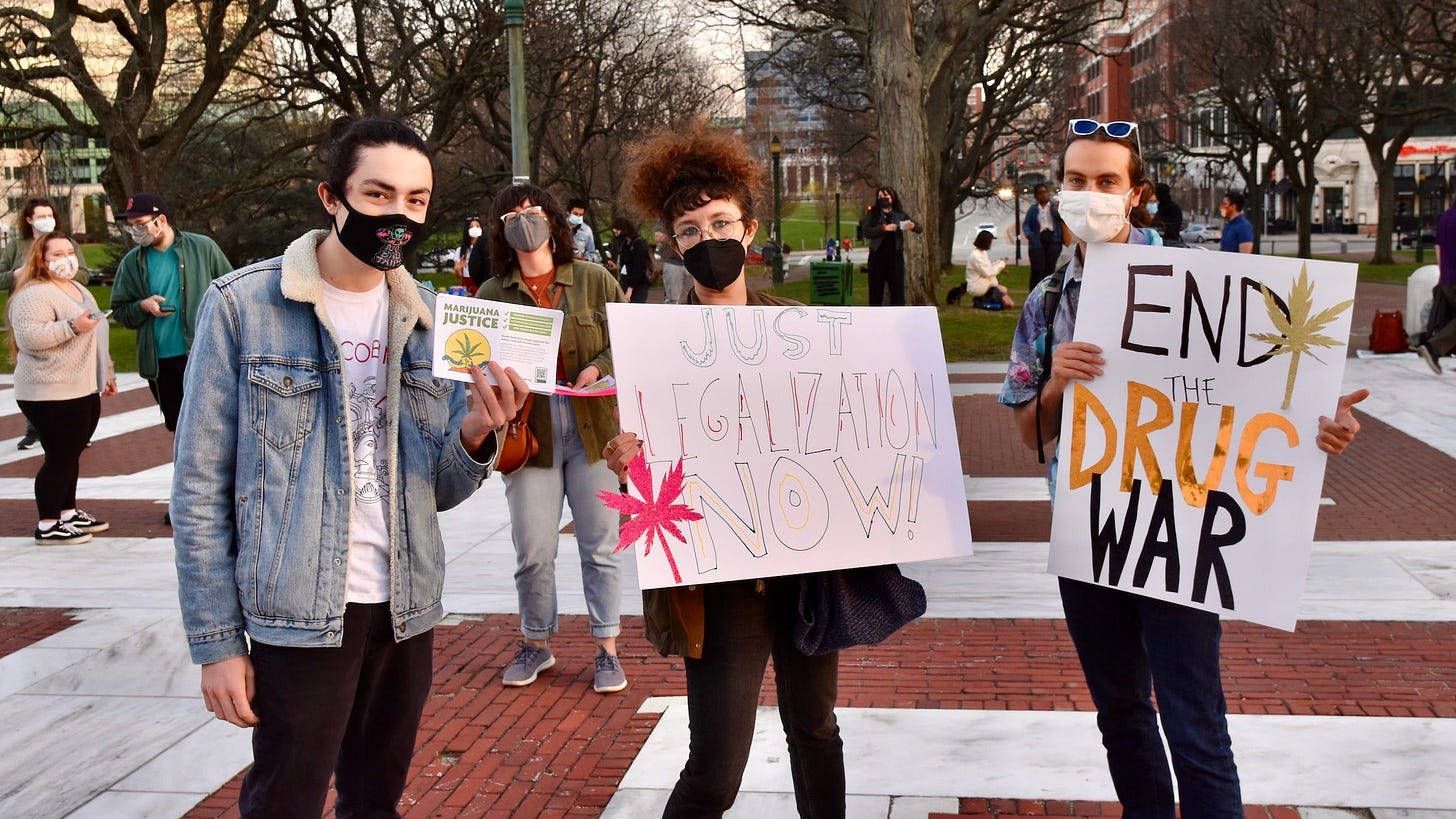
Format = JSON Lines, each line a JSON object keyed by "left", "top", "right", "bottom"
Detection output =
{"left": 624, "top": 121, "right": 764, "bottom": 234}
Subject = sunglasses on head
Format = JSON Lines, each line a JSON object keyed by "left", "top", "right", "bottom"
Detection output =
{"left": 1068, "top": 119, "right": 1141, "bottom": 154}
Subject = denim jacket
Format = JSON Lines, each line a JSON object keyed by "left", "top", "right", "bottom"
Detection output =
{"left": 173, "top": 230, "right": 494, "bottom": 665}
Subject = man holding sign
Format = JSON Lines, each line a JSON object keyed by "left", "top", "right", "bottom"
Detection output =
{"left": 999, "top": 119, "right": 1367, "bottom": 815}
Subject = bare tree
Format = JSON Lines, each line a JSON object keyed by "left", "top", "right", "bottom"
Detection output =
{"left": 1315, "top": 0, "right": 1455, "bottom": 264}
{"left": 269, "top": 0, "right": 722, "bottom": 230}
{"left": 0, "top": 0, "right": 279, "bottom": 208}
{"left": 709, "top": 0, "right": 1117, "bottom": 304}
{"left": 1177, "top": 0, "right": 1366, "bottom": 258}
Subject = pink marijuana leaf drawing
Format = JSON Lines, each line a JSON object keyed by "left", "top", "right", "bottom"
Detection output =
{"left": 597, "top": 454, "right": 702, "bottom": 584}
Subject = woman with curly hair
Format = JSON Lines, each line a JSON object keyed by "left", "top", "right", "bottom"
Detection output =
{"left": 602, "top": 122, "right": 846, "bottom": 818}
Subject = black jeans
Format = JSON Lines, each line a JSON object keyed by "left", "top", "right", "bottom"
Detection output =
{"left": 17, "top": 394, "right": 100, "bottom": 520}
{"left": 1028, "top": 231, "right": 1061, "bottom": 293}
{"left": 866, "top": 243, "right": 905, "bottom": 306}
{"left": 1426, "top": 283, "right": 1456, "bottom": 357}
{"left": 148, "top": 354, "right": 188, "bottom": 432}
{"left": 1059, "top": 578, "right": 1242, "bottom": 818}
{"left": 240, "top": 603, "right": 434, "bottom": 819}
{"left": 665, "top": 579, "right": 845, "bottom": 818}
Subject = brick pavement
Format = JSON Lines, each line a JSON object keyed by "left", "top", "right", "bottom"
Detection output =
{"left": 182, "top": 614, "right": 1456, "bottom": 817}
{"left": 0, "top": 607, "right": 76, "bottom": 660}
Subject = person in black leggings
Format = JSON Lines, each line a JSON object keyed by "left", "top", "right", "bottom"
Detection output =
{"left": 7, "top": 232, "right": 116, "bottom": 544}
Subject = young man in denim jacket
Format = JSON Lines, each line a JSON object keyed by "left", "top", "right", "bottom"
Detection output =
{"left": 172, "top": 118, "right": 528, "bottom": 816}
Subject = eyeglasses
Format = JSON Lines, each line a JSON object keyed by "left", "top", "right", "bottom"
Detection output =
{"left": 1068, "top": 119, "right": 1141, "bottom": 154}
{"left": 672, "top": 218, "right": 745, "bottom": 249}
{"left": 500, "top": 205, "right": 545, "bottom": 224}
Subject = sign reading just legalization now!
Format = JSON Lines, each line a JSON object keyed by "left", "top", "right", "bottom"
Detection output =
{"left": 1049, "top": 243, "right": 1357, "bottom": 630}
{"left": 431, "top": 295, "right": 562, "bottom": 394}
{"left": 608, "top": 304, "right": 973, "bottom": 589}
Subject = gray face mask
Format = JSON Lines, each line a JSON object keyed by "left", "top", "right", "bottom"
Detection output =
{"left": 125, "top": 221, "right": 158, "bottom": 246}
{"left": 504, "top": 213, "right": 551, "bottom": 253}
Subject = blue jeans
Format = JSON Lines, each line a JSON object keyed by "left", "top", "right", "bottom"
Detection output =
{"left": 503, "top": 394, "right": 622, "bottom": 640}
{"left": 1058, "top": 578, "right": 1242, "bottom": 818}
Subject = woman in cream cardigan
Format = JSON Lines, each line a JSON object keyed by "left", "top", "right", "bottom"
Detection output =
{"left": 965, "top": 229, "right": 1015, "bottom": 309}
{"left": 6, "top": 232, "right": 115, "bottom": 544}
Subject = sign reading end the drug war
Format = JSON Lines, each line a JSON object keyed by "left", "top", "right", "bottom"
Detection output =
{"left": 608, "top": 304, "right": 973, "bottom": 590}
{"left": 1049, "top": 243, "right": 1357, "bottom": 631}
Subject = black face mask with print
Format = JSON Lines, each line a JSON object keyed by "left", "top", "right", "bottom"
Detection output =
{"left": 333, "top": 191, "right": 426, "bottom": 271}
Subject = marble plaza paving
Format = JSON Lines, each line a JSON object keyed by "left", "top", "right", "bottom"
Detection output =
{"left": 0, "top": 338, "right": 1454, "bottom": 817}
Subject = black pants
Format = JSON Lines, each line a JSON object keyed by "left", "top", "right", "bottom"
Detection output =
{"left": 149, "top": 354, "right": 188, "bottom": 432}
{"left": 1426, "top": 284, "right": 1456, "bottom": 357}
{"left": 240, "top": 603, "right": 434, "bottom": 819}
{"left": 17, "top": 394, "right": 99, "bottom": 520}
{"left": 1028, "top": 230, "right": 1061, "bottom": 293}
{"left": 866, "top": 243, "right": 905, "bottom": 306}
{"left": 665, "top": 579, "right": 845, "bottom": 818}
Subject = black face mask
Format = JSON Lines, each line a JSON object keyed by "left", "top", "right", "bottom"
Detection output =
{"left": 332, "top": 191, "right": 426, "bottom": 271}
{"left": 682, "top": 238, "right": 746, "bottom": 291}
{"left": 877, "top": 197, "right": 892, "bottom": 209}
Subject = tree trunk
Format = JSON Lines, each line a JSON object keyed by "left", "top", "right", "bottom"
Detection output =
{"left": 1366, "top": 138, "right": 1398, "bottom": 266}
{"left": 1359, "top": 124, "right": 1416, "bottom": 266}
{"left": 1296, "top": 154, "right": 1317, "bottom": 259}
{"left": 865, "top": 0, "right": 934, "bottom": 305}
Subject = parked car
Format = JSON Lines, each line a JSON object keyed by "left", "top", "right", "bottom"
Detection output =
{"left": 1180, "top": 223, "right": 1222, "bottom": 244}
{"left": 975, "top": 221, "right": 997, "bottom": 235}
{"left": 1397, "top": 227, "right": 1437, "bottom": 248}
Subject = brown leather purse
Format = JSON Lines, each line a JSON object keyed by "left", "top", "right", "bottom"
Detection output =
{"left": 494, "top": 392, "right": 538, "bottom": 475}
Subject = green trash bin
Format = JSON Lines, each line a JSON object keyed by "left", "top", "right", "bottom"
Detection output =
{"left": 809, "top": 261, "right": 854, "bottom": 305}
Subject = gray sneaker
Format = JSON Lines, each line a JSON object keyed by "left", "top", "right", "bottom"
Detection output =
{"left": 502, "top": 641, "right": 555, "bottom": 687}
{"left": 593, "top": 648, "right": 627, "bottom": 693}
{"left": 1418, "top": 343, "right": 1443, "bottom": 376}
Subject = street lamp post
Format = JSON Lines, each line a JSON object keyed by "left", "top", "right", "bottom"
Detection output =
{"left": 504, "top": 0, "right": 530, "bottom": 184}
{"left": 997, "top": 162, "right": 1022, "bottom": 265}
{"left": 770, "top": 134, "right": 784, "bottom": 285}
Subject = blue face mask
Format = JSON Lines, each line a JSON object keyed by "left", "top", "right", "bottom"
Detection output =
{"left": 1148, "top": 202, "right": 1159, "bottom": 216}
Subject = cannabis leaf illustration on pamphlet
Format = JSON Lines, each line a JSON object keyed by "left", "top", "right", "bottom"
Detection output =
{"left": 597, "top": 454, "right": 703, "bottom": 584}
{"left": 1249, "top": 264, "right": 1353, "bottom": 410}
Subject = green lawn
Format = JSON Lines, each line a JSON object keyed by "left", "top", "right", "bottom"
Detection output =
{"left": 772, "top": 201, "right": 865, "bottom": 253}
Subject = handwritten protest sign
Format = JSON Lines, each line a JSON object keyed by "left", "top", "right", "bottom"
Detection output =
{"left": 431, "top": 295, "right": 561, "bottom": 394}
{"left": 1049, "top": 243, "right": 1357, "bottom": 630}
{"left": 608, "top": 304, "right": 973, "bottom": 589}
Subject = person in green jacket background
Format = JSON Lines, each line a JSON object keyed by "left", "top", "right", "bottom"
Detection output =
{"left": 110, "top": 192, "right": 232, "bottom": 519}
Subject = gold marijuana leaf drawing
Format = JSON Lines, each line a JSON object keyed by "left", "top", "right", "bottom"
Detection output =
{"left": 1248, "top": 263, "right": 1353, "bottom": 410}
{"left": 451, "top": 334, "right": 485, "bottom": 364}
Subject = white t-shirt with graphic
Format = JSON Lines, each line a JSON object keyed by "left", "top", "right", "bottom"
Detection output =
{"left": 322, "top": 279, "right": 392, "bottom": 603}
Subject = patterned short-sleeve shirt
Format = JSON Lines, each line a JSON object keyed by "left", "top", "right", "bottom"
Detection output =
{"left": 998, "top": 231, "right": 1154, "bottom": 482}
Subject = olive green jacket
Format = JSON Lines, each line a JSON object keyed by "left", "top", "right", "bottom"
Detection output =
{"left": 477, "top": 260, "right": 623, "bottom": 467}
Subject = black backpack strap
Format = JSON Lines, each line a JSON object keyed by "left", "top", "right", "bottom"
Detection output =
{"left": 1034, "top": 262, "right": 1069, "bottom": 464}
